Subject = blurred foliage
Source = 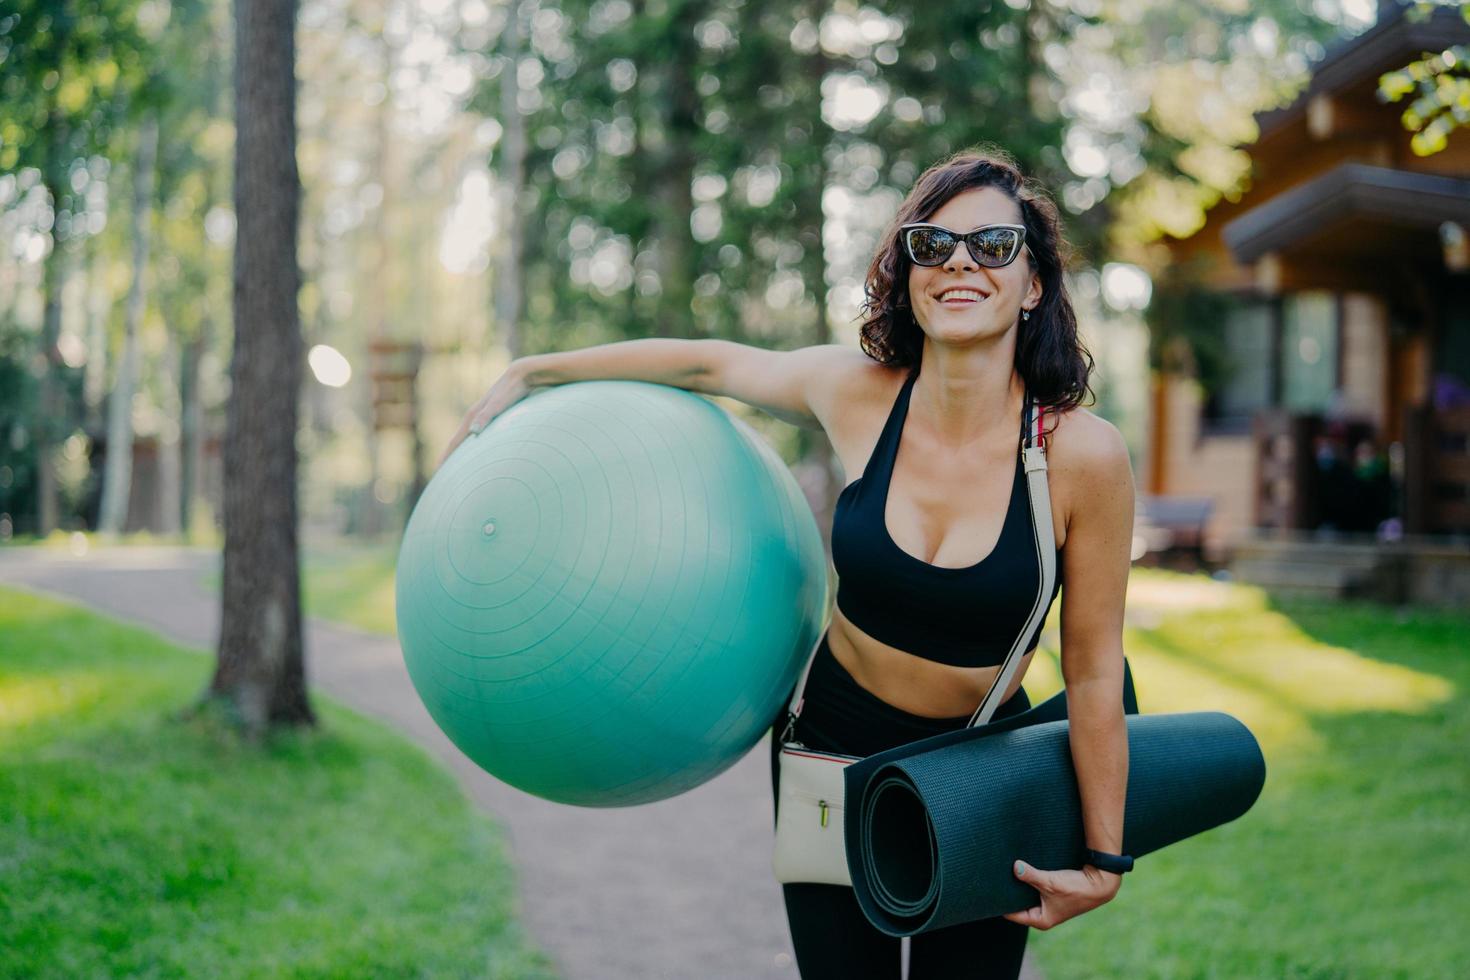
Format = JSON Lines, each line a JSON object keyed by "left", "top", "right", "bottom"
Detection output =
{"left": 0, "top": 0, "right": 146, "bottom": 203}
{"left": 0, "top": 320, "right": 86, "bottom": 535}
{"left": 1, "top": 0, "right": 228, "bottom": 536}
{"left": 0, "top": 323, "right": 41, "bottom": 532}
{"left": 1092, "top": 0, "right": 1350, "bottom": 252}
{"left": 1378, "top": 2, "right": 1470, "bottom": 156}
{"left": 468, "top": 0, "right": 1089, "bottom": 355}
{"left": 0, "top": 0, "right": 1397, "bottom": 532}
{"left": 146, "top": 0, "right": 232, "bottom": 357}
{"left": 1144, "top": 269, "right": 1238, "bottom": 396}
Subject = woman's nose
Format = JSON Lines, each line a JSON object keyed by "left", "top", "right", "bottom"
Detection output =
{"left": 943, "top": 241, "right": 978, "bottom": 273}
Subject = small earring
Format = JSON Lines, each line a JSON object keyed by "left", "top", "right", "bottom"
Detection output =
{"left": 1021, "top": 309, "right": 1031, "bottom": 322}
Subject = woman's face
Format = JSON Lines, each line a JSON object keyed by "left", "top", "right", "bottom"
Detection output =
{"left": 905, "top": 186, "right": 1043, "bottom": 347}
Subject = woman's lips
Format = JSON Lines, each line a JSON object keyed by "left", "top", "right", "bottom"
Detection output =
{"left": 934, "top": 287, "right": 990, "bottom": 307}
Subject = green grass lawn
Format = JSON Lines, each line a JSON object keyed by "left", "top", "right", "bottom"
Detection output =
{"left": 1020, "top": 572, "right": 1470, "bottom": 979}
{"left": 0, "top": 587, "right": 553, "bottom": 980}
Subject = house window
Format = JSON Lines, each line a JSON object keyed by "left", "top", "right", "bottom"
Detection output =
{"left": 1280, "top": 291, "right": 1339, "bottom": 413}
{"left": 1214, "top": 298, "right": 1275, "bottom": 426}
{"left": 1202, "top": 290, "right": 1343, "bottom": 432}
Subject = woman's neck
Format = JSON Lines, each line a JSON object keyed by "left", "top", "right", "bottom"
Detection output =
{"left": 911, "top": 337, "right": 1025, "bottom": 450}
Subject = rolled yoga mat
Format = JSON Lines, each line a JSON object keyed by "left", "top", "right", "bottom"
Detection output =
{"left": 842, "top": 710, "right": 1266, "bottom": 936}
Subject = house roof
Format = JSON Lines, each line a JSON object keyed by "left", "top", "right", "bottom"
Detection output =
{"left": 1253, "top": 2, "right": 1470, "bottom": 142}
{"left": 1222, "top": 162, "right": 1470, "bottom": 263}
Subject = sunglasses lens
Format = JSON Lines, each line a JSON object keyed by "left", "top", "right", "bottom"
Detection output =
{"left": 907, "top": 227, "right": 957, "bottom": 266}
{"left": 970, "top": 227, "right": 1020, "bottom": 266}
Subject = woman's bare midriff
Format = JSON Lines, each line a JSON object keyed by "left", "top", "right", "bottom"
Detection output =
{"left": 826, "top": 607, "right": 1037, "bottom": 718}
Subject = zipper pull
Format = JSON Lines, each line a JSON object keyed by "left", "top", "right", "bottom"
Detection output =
{"left": 819, "top": 801, "right": 829, "bottom": 827}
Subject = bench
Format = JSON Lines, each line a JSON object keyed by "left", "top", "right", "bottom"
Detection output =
{"left": 1134, "top": 494, "right": 1215, "bottom": 561}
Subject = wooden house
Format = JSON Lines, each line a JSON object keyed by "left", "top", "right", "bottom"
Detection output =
{"left": 1146, "top": 1, "right": 1470, "bottom": 603}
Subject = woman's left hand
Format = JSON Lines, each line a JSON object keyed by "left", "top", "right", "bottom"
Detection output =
{"left": 1001, "top": 860, "right": 1121, "bottom": 930}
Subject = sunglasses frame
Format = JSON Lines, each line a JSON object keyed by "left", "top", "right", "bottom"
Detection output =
{"left": 899, "top": 222, "right": 1028, "bottom": 269}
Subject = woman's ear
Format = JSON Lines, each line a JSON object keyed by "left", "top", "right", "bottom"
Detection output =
{"left": 1026, "top": 270, "right": 1043, "bottom": 311}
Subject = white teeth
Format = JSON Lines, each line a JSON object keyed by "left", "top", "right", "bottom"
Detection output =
{"left": 939, "top": 288, "right": 986, "bottom": 302}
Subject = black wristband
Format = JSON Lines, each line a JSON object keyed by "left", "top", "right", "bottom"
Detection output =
{"left": 1084, "top": 848, "right": 1134, "bottom": 874}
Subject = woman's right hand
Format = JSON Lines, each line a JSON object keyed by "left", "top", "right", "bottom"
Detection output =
{"left": 436, "top": 363, "right": 534, "bottom": 469}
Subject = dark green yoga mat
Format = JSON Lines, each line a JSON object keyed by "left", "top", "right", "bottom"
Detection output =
{"left": 842, "top": 695, "right": 1265, "bottom": 936}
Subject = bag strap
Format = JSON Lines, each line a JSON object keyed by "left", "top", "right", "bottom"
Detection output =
{"left": 966, "top": 395, "right": 1055, "bottom": 727}
{"left": 780, "top": 392, "right": 1055, "bottom": 744}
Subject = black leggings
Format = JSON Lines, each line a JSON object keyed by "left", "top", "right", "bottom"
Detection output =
{"left": 770, "top": 634, "right": 1032, "bottom": 980}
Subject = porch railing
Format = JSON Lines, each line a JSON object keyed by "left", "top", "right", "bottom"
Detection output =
{"left": 1405, "top": 405, "right": 1470, "bottom": 535}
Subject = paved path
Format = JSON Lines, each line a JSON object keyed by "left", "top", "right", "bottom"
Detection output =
{"left": 0, "top": 546, "right": 1042, "bottom": 980}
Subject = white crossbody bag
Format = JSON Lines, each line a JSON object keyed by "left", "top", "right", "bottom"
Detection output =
{"left": 773, "top": 397, "right": 1057, "bottom": 887}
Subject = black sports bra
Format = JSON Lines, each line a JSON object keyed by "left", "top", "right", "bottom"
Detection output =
{"left": 829, "top": 369, "right": 1062, "bottom": 668}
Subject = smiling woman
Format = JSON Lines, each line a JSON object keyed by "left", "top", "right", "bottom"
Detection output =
{"left": 437, "top": 144, "right": 1134, "bottom": 980}
{"left": 855, "top": 147, "right": 1094, "bottom": 413}
{"left": 764, "top": 146, "right": 1131, "bottom": 980}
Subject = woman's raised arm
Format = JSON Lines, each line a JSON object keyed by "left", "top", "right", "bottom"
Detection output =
{"left": 438, "top": 339, "right": 863, "bottom": 466}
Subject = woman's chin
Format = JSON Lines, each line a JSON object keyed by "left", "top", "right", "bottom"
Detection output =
{"left": 924, "top": 317, "right": 1011, "bottom": 346}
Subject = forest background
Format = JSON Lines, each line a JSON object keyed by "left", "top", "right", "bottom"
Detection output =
{"left": 0, "top": 0, "right": 1460, "bottom": 545}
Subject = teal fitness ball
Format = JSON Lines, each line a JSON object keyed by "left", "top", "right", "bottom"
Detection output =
{"left": 395, "top": 380, "right": 829, "bottom": 807}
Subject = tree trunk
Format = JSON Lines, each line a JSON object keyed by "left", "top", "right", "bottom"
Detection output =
{"left": 155, "top": 323, "right": 183, "bottom": 536}
{"left": 180, "top": 327, "right": 205, "bottom": 539}
{"left": 210, "top": 0, "right": 313, "bottom": 732}
{"left": 653, "top": 1, "right": 704, "bottom": 340}
{"left": 622, "top": 0, "right": 653, "bottom": 335}
{"left": 99, "top": 112, "right": 159, "bottom": 536}
{"left": 35, "top": 110, "right": 70, "bottom": 537}
{"left": 494, "top": 0, "right": 527, "bottom": 358}
{"left": 83, "top": 231, "right": 109, "bottom": 434}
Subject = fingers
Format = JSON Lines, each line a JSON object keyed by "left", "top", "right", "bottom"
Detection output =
{"left": 1002, "top": 904, "right": 1048, "bottom": 929}
{"left": 1013, "top": 860, "right": 1059, "bottom": 894}
{"left": 466, "top": 394, "right": 497, "bottom": 435}
{"left": 1007, "top": 860, "right": 1059, "bottom": 930}
{"left": 1007, "top": 862, "right": 1124, "bottom": 931}
{"left": 439, "top": 376, "right": 521, "bottom": 471}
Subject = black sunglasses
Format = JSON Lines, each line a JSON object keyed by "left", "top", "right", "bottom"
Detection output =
{"left": 900, "top": 222, "right": 1027, "bottom": 269}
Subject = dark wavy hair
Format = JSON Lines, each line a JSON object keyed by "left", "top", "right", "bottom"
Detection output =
{"left": 858, "top": 145, "right": 1094, "bottom": 413}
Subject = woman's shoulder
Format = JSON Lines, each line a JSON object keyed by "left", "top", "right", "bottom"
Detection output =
{"left": 1042, "top": 404, "right": 1130, "bottom": 476}
{"left": 806, "top": 345, "right": 905, "bottom": 413}
{"left": 1043, "top": 404, "right": 1135, "bottom": 546}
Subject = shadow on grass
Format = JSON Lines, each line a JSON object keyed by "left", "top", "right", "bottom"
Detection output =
{"left": 1027, "top": 580, "right": 1470, "bottom": 980}
{"left": 1263, "top": 593, "right": 1470, "bottom": 682}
